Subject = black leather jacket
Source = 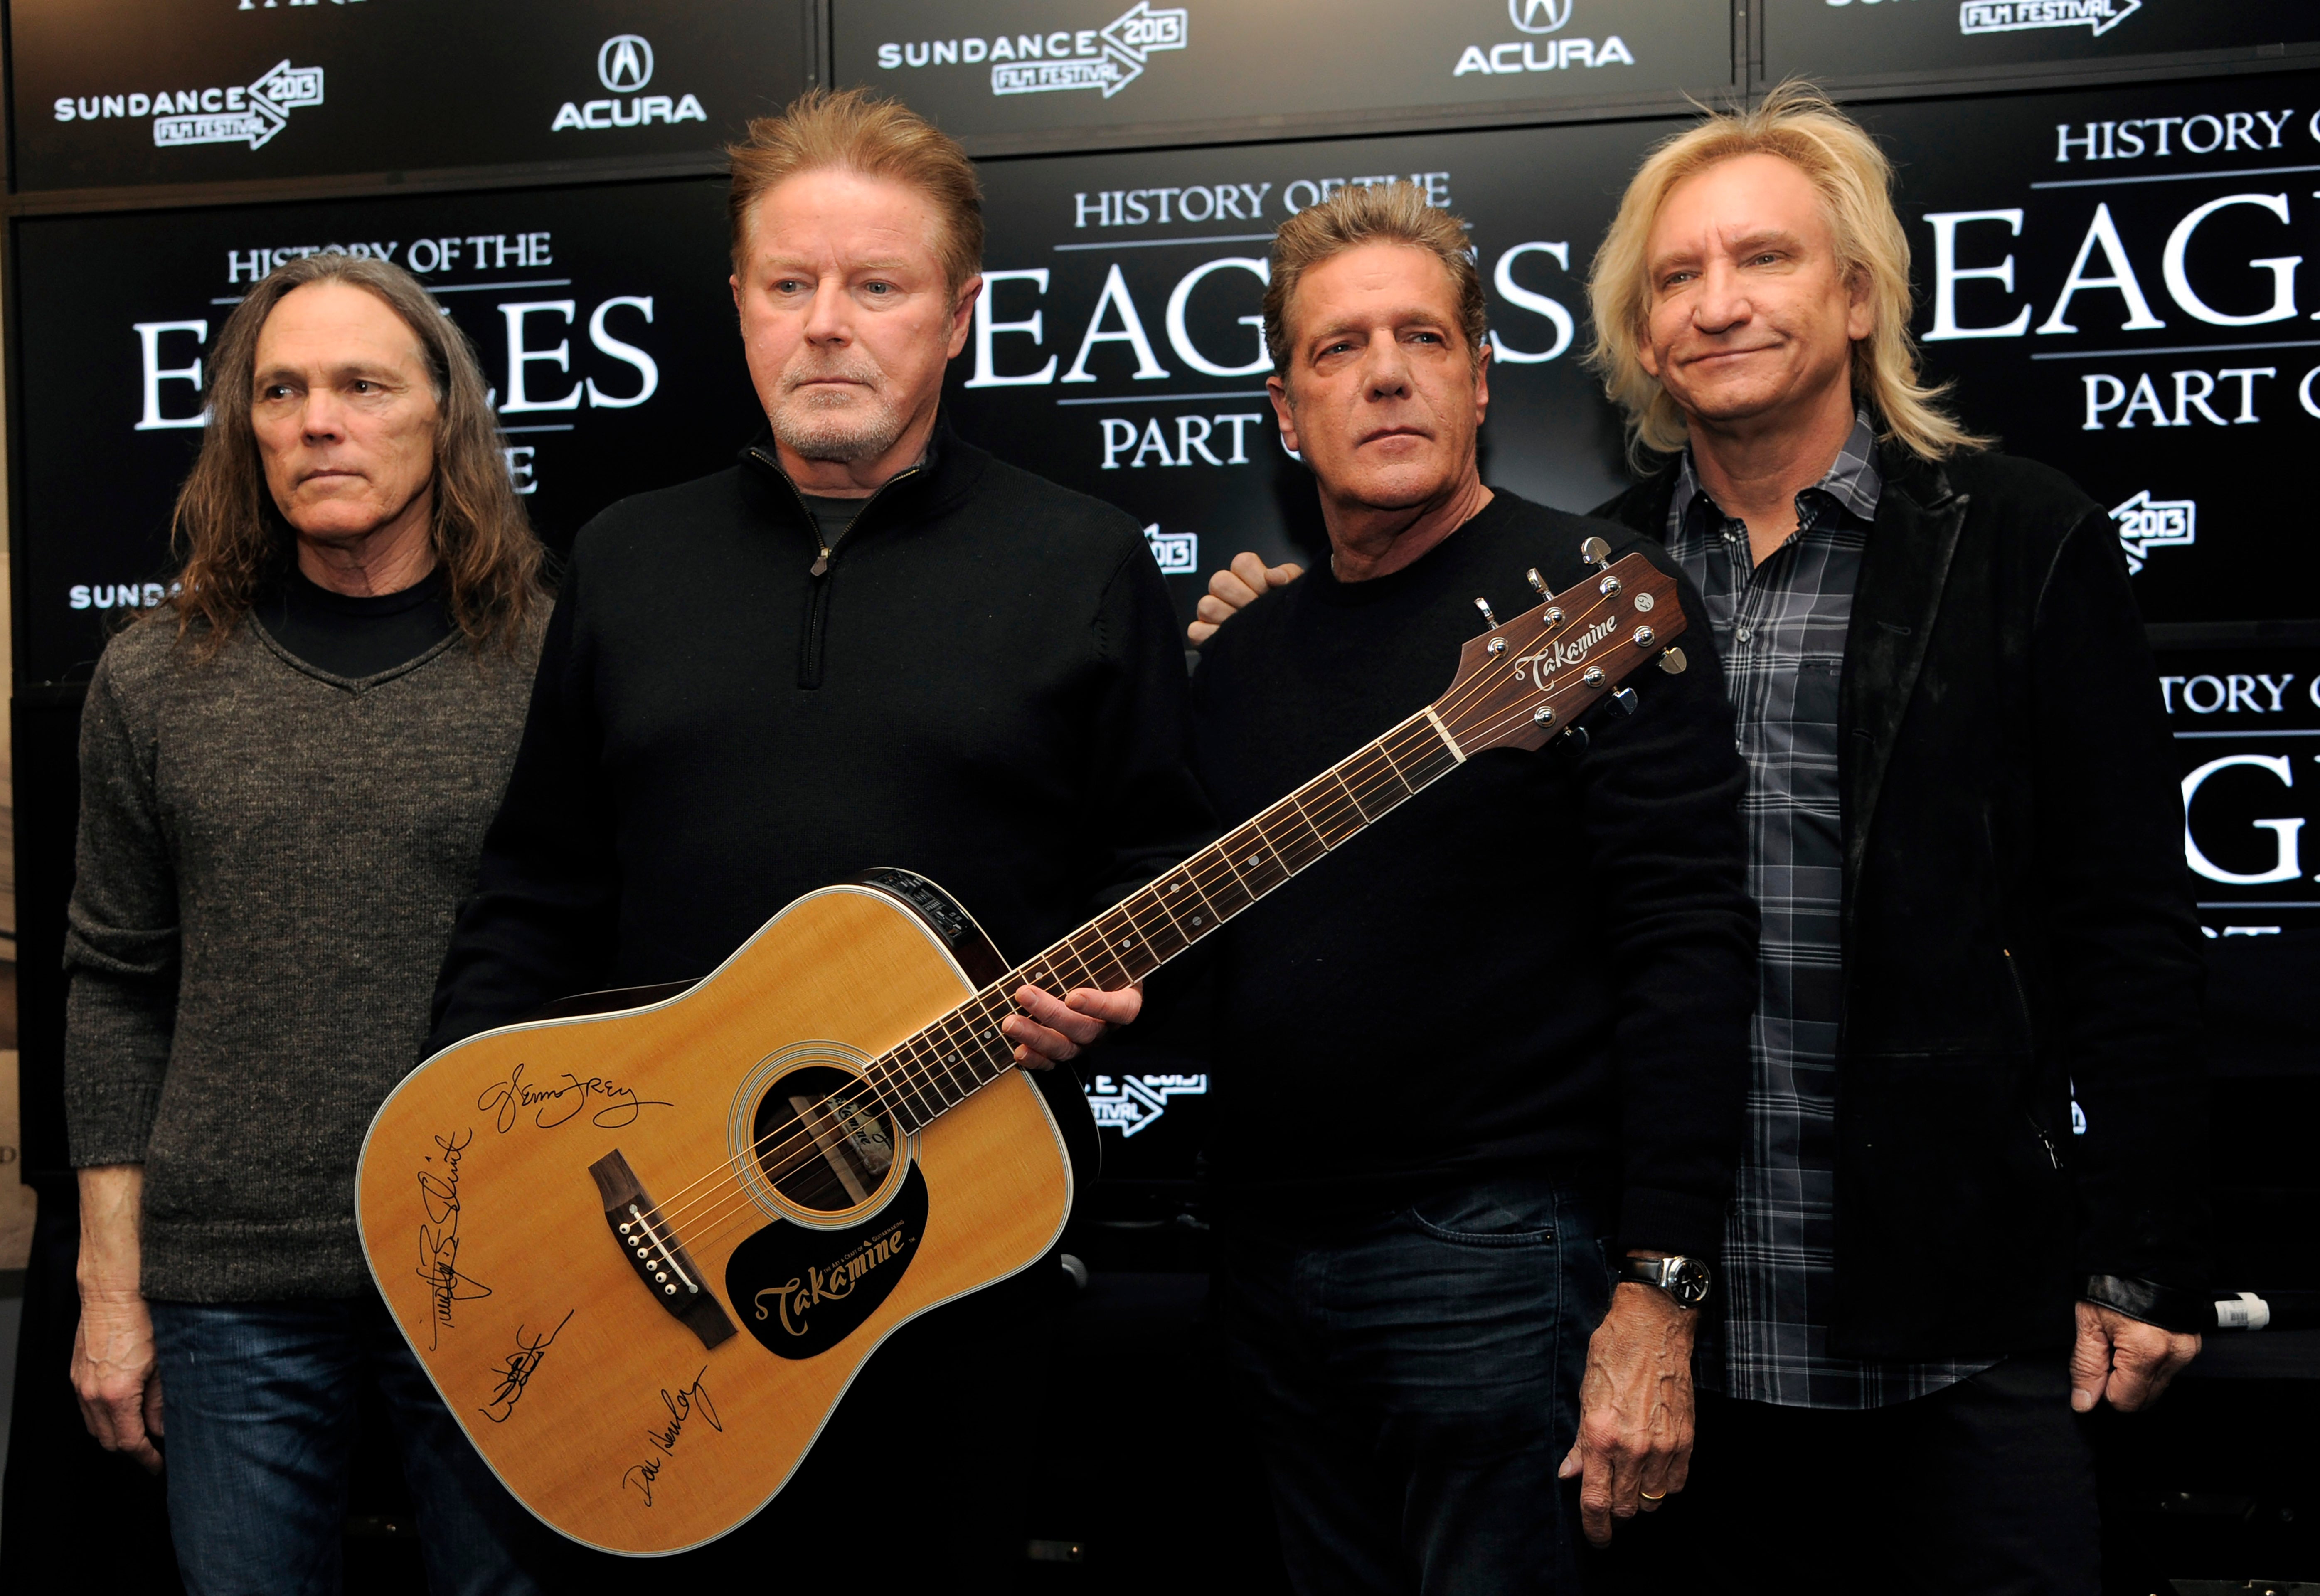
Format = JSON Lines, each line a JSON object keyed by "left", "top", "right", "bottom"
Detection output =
{"left": 1597, "top": 441, "right": 2209, "bottom": 1357}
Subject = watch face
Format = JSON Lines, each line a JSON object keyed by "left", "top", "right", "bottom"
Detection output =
{"left": 1670, "top": 1259, "right": 1712, "bottom": 1307}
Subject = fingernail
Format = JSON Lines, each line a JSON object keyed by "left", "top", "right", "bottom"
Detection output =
{"left": 2071, "top": 1390, "right": 2096, "bottom": 1412}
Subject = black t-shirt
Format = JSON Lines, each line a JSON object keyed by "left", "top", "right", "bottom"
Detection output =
{"left": 1186, "top": 490, "right": 1757, "bottom": 1257}
{"left": 256, "top": 564, "right": 456, "bottom": 679}
{"left": 800, "top": 492, "right": 864, "bottom": 554}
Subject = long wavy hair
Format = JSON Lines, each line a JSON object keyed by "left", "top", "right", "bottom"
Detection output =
{"left": 1586, "top": 81, "right": 1987, "bottom": 466}
{"left": 160, "top": 252, "right": 544, "bottom": 657}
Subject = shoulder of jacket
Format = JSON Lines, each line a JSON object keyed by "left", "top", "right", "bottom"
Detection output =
{"left": 1922, "top": 448, "right": 2102, "bottom": 536}
{"left": 1587, "top": 461, "right": 1680, "bottom": 528}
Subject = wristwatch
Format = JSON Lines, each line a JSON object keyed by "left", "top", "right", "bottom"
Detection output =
{"left": 1620, "top": 1254, "right": 1713, "bottom": 1309}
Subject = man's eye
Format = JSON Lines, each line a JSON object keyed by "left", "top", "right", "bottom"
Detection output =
{"left": 773, "top": 278, "right": 805, "bottom": 294}
{"left": 1411, "top": 331, "right": 1441, "bottom": 344}
{"left": 351, "top": 380, "right": 376, "bottom": 394}
{"left": 862, "top": 281, "right": 892, "bottom": 295}
{"left": 1748, "top": 253, "right": 1780, "bottom": 267}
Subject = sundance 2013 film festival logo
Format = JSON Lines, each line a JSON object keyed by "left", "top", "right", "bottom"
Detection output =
{"left": 52, "top": 59, "right": 325, "bottom": 150}
{"left": 1822, "top": 0, "right": 2148, "bottom": 39}
{"left": 876, "top": 2, "right": 1188, "bottom": 100}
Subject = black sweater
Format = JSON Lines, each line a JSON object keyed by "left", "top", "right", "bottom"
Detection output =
{"left": 427, "top": 432, "right": 1216, "bottom": 1102}
{"left": 1187, "top": 492, "right": 1757, "bottom": 1259}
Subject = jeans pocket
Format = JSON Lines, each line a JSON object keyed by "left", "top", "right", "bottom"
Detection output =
{"left": 1403, "top": 1182, "right": 1559, "bottom": 1247}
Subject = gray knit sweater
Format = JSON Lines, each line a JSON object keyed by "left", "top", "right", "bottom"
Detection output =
{"left": 64, "top": 609, "right": 544, "bottom": 1302}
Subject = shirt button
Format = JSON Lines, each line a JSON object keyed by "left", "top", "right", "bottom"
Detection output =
{"left": 1735, "top": 625, "right": 1753, "bottom": 643}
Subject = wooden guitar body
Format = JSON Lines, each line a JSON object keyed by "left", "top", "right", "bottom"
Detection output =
{"left": 355, "top": 874, "right": 1071, "bottom": 1556}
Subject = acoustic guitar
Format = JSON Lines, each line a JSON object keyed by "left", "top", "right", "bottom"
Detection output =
{"left": 355, "top": 541, "right": 1689, "bottom": 1555}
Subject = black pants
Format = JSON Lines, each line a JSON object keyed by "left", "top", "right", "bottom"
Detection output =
{"left": 1615, "top": 1355, "right": 2099, "bottom": 1596}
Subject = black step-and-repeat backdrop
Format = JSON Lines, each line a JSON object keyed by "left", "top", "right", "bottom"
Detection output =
{"left": 1763, "top": 0, "right": 2320, "bottom": 89}
{"left": 10, "top": 0, "right": 812, "bottom": 192}
{"left": 835, "top": 0, "right": 1731, "bottom": 151}
{"left": 8, "top": 5, "right": 2318, "bottom": 1183}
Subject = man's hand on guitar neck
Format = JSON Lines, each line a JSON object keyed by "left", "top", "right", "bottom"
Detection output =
{"left": 1003, "top": 983, "right": 1142, "bottom": 1069}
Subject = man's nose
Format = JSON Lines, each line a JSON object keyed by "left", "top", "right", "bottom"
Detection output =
{"left": 298, "top": 391, "right": 347, "bottom": 442}
{"left": 1362, "top": 337, "right": 1413, "bottom": 398}
{"left": 802, "top": 276, "right": 851, "bottom": 342}
{"left": 1693, "top": 259, "right": 1752, "bottom": 334}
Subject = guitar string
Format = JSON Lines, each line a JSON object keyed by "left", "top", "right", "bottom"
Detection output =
{"left": 650, "top": 733, "right": 1448, "bottom": 1242}
{"left": 666, "top": 645, "right": 1662, "bottom": 1255}
{"left": 635, "top": 579, "right": 1658, "bottom": 1242}
{"left": 633, "top": 672, "right": 1495, "bottom": 1234}
{"left": 633, "top": 579, "right": 1660, "bottom": 1242}
{"left": 638, "top": 579, "right": 1657, "bottom": 1244}
{"left": 649, "top": 739, "right": 1430, "bottom": 1239}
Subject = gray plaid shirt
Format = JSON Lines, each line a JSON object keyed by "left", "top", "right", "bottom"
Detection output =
{"left": 1667, "top": 415, "right": 1992, "bottom": 1409}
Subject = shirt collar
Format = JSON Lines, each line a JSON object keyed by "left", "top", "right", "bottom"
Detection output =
{"left": 1671, "top": 411, "right": 1883, "bottom": 541}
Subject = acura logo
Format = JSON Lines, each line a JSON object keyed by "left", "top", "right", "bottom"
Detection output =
{"left": 1509, "top": 0, "right": 1573, "bottom": 33}
{"left": 598, "top": 34, "right": 655, "bottom": 92}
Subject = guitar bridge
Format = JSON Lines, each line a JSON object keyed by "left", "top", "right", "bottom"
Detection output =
{"left": 589, "top": 1148, "right": 736, "bottom": 1350}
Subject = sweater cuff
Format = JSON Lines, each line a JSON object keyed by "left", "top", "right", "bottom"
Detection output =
{"left": 66, "top": 1081, "right": 162, "bottom": 1168}
{"left": 1616, "top": 1186, "right": 1727, "bottom": 1264}
{"left": 2084, "top": 1273, "right": 2211, "bottom": 1335}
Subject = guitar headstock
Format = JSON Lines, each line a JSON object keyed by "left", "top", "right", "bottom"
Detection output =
{"left": 1430, "top": 547, "right": 1690, "bottom": 756}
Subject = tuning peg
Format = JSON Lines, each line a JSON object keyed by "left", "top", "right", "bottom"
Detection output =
{"left": 1657, "top": 647, "right": 1689, "bottom": 675}
{"left": 1579, "top": 536, "right": 1611, "bottom": 571}
{"left": 1609, "top": 686, "right": 1638, "bottom": 716}
{"left": 1473, "top": 597, "right": 1499, "bottom": 631}
{"left": 1526, "top": 568, "right": 1549, "bottom": 596}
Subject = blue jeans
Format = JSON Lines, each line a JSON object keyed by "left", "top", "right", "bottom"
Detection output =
{"left": 149, "top": 1294, "right": 552, "bottom": 1596}
{"left": 1214, "top": 1176, "right": 1613, "bottom": 1596}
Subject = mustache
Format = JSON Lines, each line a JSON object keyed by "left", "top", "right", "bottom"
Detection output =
{"left": 779, "top": 354, "right": 884, "bottom": 393}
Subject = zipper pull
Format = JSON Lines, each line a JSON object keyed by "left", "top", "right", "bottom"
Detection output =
{"left": 810, "top": 548, "right": 830, "bottom": 577}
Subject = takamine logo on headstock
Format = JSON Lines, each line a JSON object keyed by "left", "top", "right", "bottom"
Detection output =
{"left": 1433, "top": 539, "right": 1690, "bottom": 757}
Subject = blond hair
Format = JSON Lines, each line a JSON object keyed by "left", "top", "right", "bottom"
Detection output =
{"left": 727, "top": 88, "right": 983, "bottom": 293}
{"left": 1586, "top": 81, "right": 1984, "bottom": 464}
{"left": 162, "top": 252, "right": 543, "bottom": 659}
{"left": 1263, "top": 182, "right": 1487, "bottom": 376}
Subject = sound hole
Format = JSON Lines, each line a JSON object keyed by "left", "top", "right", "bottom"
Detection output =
{"left": 753, "top": 1065, "right": 897, "bottom": 1216}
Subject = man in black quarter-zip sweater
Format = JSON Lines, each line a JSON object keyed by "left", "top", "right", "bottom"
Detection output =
{"left": 429, "top": 91, "right": 1212, "bottom": 1587}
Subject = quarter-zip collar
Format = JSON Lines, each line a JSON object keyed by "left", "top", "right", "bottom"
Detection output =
{"left": 739, "top": 413, "right": 986, "bottom": 690}
{"left": 740, "top": 412, "right": 972, "bottom": 575}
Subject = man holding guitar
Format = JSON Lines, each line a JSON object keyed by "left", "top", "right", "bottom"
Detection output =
{"left": 425, "top": 90, "right": 1212, "bottom": 1583}
{"left": 1186, "top": 181, "right": 1758, "bottom": 1590}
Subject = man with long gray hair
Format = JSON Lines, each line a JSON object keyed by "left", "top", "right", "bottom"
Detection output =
{"left": 65, "top": 252, "right": 555, "bottom": 1592}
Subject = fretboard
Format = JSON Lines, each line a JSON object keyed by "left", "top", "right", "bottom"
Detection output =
{"left": 862, "top": 708, "right": 1468, "bottom": 1133}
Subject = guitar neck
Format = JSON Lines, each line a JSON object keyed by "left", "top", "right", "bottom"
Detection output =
{"left": 864, "top": 708, "right": 1468, "bottom": 1133}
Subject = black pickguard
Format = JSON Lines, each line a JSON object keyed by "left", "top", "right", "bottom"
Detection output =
{"left": 724, "top": 1166, "right": 929, "bottom": 1360}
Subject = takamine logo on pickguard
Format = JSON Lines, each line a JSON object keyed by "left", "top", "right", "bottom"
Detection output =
{"left": 724, "top": 1166, "right": 929, "bottom": 1358}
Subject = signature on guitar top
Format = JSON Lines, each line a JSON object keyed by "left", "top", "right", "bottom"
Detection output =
{"left": 353, "top": 544, "right": 1690, "bottom": 1556}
